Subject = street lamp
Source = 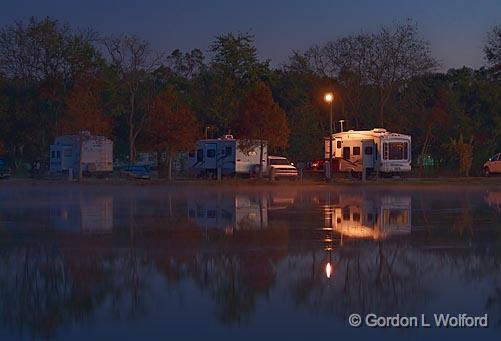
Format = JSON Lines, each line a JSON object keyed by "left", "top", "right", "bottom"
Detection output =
{"left": 324, "top": 92, "right": 334, "bottom": 180}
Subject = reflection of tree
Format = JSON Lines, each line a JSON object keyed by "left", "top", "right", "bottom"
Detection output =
{"left": 0, "top": 235, "right": 154, "bottom": 339}
{"left": 0, "top": 241, "right": 74, "bottom": 339}
{"left": 287, "top": 240, "right": 432, "bottom": 317}
{"left": 185, "top": 229, "right": 288, "bottom": 325}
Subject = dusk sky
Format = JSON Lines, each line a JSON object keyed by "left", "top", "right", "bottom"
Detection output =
{"left": 1, "top": 0, "right": 500, "bottom": 70}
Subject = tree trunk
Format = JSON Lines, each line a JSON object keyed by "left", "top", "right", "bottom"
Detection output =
{"left": 259, "top": 140, "right": 264, "bottom": 178}
{"left": 419, "top": 125, "right": 432, "bottom": 176}
{"left": 379, "top": 101, "right": 384, "bottom": 127}
{"left": 168, "top": 149, "right": 173, "bottom": 181}
{"left": 129, "top": 92, "right": 136, "bottom": 163}
{"left": 379, "top": 87, "right": 386, "bottom": 127}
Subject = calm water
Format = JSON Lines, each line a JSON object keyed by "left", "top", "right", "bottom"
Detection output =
{"left": 0, "top": 185, "right": 500, "bottom": 340}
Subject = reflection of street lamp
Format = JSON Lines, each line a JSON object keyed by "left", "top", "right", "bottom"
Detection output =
{"left": 325, "top": 262, "right": 332, "bottom": 279}
{"left": 324, "top": 92, "right": 334, "bottom": 180}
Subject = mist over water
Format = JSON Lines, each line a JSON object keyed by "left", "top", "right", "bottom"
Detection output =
{"left": 0, "top": 185, "right": 500, "bottom": 340}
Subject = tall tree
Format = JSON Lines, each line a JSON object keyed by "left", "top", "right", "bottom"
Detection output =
{"left": 307, "top": 34, "right": 370, "bottom": 127}
{"left": 236, "top": 82, "right": 289, "bottom": 176}
{"left": 274, "top": 52, "right": 327, "bottom": 161}
{"left": 59, "top": 75, "right": 112, "bottom": 136}
{"left": 0, "top": 17, "right": 100, "bottom": 83}
{"left": 307, "top": 21, "right": 437, "bottom": 127}
{"left": 103, "top": 34, "right": 163, "bottom": 162}
{"left": 366, "top": 21, "right": 438, "bottom": 126}
{"left": 484, "top": 25, "right": 501, "bottom": 66}
{"left": 193, "top": 33, "right": 270, "bottom": 134}
{"left": 143, "top": 86, "right": 198, "bottom": 180}
{"left": 0, "top": 17, "right": 102, "bottom": 163}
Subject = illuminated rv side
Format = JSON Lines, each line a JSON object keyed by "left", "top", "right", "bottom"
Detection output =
{"left": 324, "top": 128, "right": 411, "bottom": 174}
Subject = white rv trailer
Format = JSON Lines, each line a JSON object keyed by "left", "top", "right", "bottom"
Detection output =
{"left": 324, "top": 128, "right": 411, "bottom": 174}
{"left": 188, "top": 135, "right": 267, "bottom": 177}
{"left": 50, "top": 131, "right": 113, "bottom": 175}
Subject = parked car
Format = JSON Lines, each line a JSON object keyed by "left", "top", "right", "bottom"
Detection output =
{"left": 0, "top": 158, "right": 11, "bottom": 179}
{"left": 120, "top": 165, "right": 151, "bottom": 179}
{"left": 484, "top": 153, "right": 501, "bottom": 176}
{"left": 307, "top": 159, "right": 326, "bottom": 172}
{"left": 266, "top": 156, "right": 298, "bottom": 180}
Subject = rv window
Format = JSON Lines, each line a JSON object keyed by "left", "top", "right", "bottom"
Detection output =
{"left": 56, "top": 151, "right": 61, "bottom": 159}
{"left": 207, "top": 149, "right": 216, "bottom": 158}
{"left": 342, "top": 147, "right": 350, "bottom": 160}
{"left": 336, "top": 141, "right": 341, "bottom": 149}
{"left": 51, "top": 151, "right": 56, "bottom": 159}
{"left": 353, "top": 212, "right": 360, "bottom": 222}
{"left": 207, "top": 210, "right": 216, "bottom": 219}
{"left": 225, "top": 146, "right": 232, "bottom": 156}
{"left": 387, "top": 142, "right": 408, "bottom": 160}
{"left": 353, "top": 147, "right": 360, "bottom": 155}
{"left": 342, "top": 207, "right": 350, "bottom": 220}
{"left": 365, "top": 146, "right": 373, "bottom": 155}
{"left": 197, "top": 149, "right": 203, "bottom": 162}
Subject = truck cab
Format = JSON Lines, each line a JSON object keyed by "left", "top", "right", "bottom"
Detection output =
{"left": 266, "top": 156, "right": 298, "bottom": 180}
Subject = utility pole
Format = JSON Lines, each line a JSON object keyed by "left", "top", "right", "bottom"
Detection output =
{"left": 324, "top": 93, "right": 334, "bottom": 181}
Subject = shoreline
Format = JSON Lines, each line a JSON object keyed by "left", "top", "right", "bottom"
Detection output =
{"left": 2, "top": 176, "right": 501, "bottom": 189}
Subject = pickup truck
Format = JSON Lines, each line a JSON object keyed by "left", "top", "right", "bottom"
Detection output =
{"left": 266, "top": 156, "right": 298, "bottom": 180}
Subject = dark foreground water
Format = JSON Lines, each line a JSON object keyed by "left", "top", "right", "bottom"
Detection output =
{"left": 0, "top": 185, "right": 500, "bottom": 341}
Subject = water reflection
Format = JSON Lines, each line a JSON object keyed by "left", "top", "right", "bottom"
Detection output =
{"left": 324, "top": 193, "right": 411, "bottom": 240}
{"left": 0, "top": 186, "right": 500, "bottom": 340}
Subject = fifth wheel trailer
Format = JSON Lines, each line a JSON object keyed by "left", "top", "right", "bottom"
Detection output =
{"left": 188, "top": 135, "right": 268, "bottom": 177}
{"left": 49, "top": 131, "right": 113, "bottom": 176}
{"left": 324, "top": 128, "right": 411, "bottom": 175}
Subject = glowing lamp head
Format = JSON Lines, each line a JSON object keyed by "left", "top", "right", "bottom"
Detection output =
{"left": 324, "top": 92, "right": 333, "bottom": 103}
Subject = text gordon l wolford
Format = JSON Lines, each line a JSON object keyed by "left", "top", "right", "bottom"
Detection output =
{"left": 348, "top": 313, "right": 489, "bottom": 328}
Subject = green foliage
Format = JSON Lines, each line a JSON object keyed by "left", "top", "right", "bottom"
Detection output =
{"left": 192, "top": 32, "right": 270, "bottom": 134}
{"left": 485, "top": 25, "right": 501, "bottom": 66}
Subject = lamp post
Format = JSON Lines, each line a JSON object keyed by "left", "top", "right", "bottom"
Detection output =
{"left": 324, "top": 92, "right": 334, "bottom": 180}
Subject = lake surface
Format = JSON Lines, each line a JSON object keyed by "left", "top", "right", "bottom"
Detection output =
{"left": 0, "top": 185, "right": 500, "bottom": 340}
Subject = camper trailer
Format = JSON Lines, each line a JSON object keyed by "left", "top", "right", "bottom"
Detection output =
{"left": 49, "top": 131, "right": 113, "bottom": 176}
{"left": 188, "top": 135, "right": 267, "bottom": 177}
{"left": 324, "top": 128, "right": 411, "bottom": 175}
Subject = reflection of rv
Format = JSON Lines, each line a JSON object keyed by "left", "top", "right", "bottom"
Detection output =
{"left": 51, "top": 196, "right": 113, "bottom": 234}
{"left": 325, "top": 194, "right": 411, "bottom": 240}
{"left": 188, "top": 194, "right": 268, "bottom": 230}
{"left": 484, "top": 190, "right": 501, "bottom": 212}
{"left": 324, "top": 128, "right": 411, "bottom": 174}
{"left": 188, "top": 135, "right": 267, "bottom": 177}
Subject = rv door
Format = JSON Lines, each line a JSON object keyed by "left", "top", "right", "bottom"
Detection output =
{"left": 205, "top": 143, "right": 217, "bottom": 169}
{"left": 362, "top": 140, "right": 375, "bottom": 169}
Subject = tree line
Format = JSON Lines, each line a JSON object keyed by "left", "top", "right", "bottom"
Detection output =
{"left": 0, "top": 17, "right": 500, "bottom": 176}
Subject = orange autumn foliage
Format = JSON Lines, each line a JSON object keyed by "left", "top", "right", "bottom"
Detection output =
{"left": 236, "top": 81, "right": 289, "bottom": 149}
{"left": 144, "top": 86, "right": 198, "bottom": 153}
{"left": 59, "top": 77, "right": 112, "bottom": 136}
